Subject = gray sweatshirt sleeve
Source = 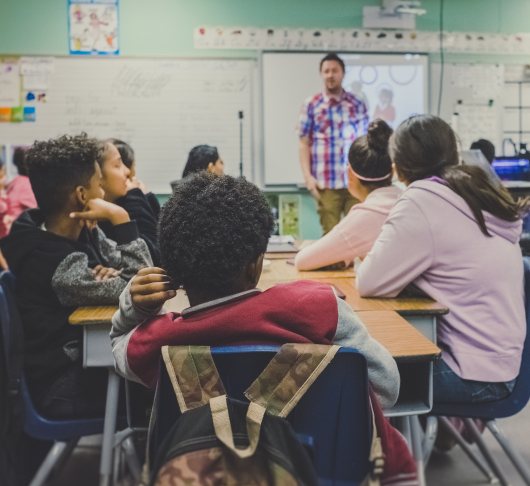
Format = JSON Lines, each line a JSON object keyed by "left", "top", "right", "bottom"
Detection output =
{"left": 332, "top": 294, "right": 400, "bottom": 409}
{"left": 110, "top": 280, "right": 165, "bottom": 383}
{"left": 52, "top": 225, "right": 152, "bottom": 307}
{"left": 93, "top": 222, "right": 153, "bottom": 281}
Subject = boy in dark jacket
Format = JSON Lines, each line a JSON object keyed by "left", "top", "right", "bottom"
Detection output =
{"left": 1, "top": 134, "right": 152, "bottom": 418}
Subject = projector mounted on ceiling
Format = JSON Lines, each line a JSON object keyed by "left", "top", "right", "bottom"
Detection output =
{"left": 363, "top": 0, "right": 427, "bottom": 30}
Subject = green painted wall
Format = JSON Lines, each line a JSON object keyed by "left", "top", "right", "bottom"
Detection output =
{"left": 2, "top": 0, "right": 530, "bottom": 57}
{"left": 3, "top": 0, "right": 530, "bottom": 236}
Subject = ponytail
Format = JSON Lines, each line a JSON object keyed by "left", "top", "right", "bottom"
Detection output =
{"left": 441, "top": 165, "right": 518, "bottom": 236}
{"left": 391, "top": 115, "right": 520, "bottom": 236}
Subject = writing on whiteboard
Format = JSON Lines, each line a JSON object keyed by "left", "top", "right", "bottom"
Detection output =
{"left": 112, "top": 66, "right": 172, "bottom": 98}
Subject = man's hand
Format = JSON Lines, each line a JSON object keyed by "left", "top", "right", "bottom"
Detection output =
{"left": 130, "top": 267, "right": 177, "bottom": 312}
{"left": 92, "top": 265, "right": 121, "bottom": 282}
{"left": 305, "top": 175, "right": 321, "bottom": 200}
{"left": 70, "top": 198, "right": 130, "bottom": 226}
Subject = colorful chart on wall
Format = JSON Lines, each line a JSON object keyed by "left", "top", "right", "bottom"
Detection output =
{"left": 68, "top": 0, "right": 119, "bottom": 55}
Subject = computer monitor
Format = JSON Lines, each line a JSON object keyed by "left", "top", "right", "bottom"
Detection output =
{"left": 492, "top": 156, "right": 530, "bottom": 182}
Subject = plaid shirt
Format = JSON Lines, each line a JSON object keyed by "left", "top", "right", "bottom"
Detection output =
{"left": 297, "top": 90, "right": 369, "bottom": 189}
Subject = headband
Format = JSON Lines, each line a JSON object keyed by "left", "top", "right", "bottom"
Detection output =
{"left": 350, "top": 168, "right": 392, "bottom": 182}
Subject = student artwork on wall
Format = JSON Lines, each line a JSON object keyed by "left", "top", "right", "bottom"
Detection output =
{"left": 194, "top": 27, "right": 530, "bottom": 55}
{"left": 279, "top": 195, "right": 301, "bottom": 239}
{"left": 69, "top": 0, "right": 119, "bottom": 55}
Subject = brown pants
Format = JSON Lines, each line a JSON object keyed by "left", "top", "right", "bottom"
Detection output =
{"left": 317, "top": 188, "right": 359, "bottom": 236}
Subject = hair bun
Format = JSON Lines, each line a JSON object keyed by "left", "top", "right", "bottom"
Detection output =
{"left": 367, "top": 119, "right": 393, "bottom": 154}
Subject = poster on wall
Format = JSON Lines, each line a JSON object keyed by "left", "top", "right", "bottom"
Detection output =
{"left": 68, "top": 0, "right": 119, "bottom": 55}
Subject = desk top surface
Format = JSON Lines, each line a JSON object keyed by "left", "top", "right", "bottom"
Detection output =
{"left": 356, "top": 311, "right": 440, "bottom": 362}
{"left": 260, "top": 257, "right": 355, "bottom": 280}
{"left": 69, "top": 307, "right": 441, "bottom": 363}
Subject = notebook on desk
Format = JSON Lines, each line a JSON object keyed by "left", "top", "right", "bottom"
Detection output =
{"left": 266, "top": 235, "right": 298, "bottom": 254}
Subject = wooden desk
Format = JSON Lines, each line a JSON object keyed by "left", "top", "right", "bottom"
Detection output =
{"left": 357, "top": 311, "right": 440, "bottom": 363}
{"left": 259, "top": 258, "right": 355, "bottom": 282}
{"left": 70, "top": 305, "right": 118, "bottom": 326}
{"left": 68, "top": 299, "right": 440, "bottom": 363}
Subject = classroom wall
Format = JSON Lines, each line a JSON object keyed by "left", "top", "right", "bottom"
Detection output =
{"left": 3, "top": 0, "right": 530, "bottom": 238}
{"left": 2, "top": 0, "right": 530, "bottom": 58}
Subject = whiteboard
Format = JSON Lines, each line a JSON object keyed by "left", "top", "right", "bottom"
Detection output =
{"left": 262, "top": 52, "right": 428, "bottom": 186}
{"left": 0, "top": 57, "right": 253, "bottom": 194}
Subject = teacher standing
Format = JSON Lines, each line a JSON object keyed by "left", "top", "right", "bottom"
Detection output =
{"left": 297, "top": 53, "right": 369, "bottom": 235}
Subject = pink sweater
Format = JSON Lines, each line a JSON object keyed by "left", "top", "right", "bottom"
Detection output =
{"left": 6, "top": 175, "right": 37, "bottom": 220}
{"left": 357, "top": 179, "right": 526, "bottom": 383}
{"left": 295, "top": 186, "right": 402, "bottom": 270}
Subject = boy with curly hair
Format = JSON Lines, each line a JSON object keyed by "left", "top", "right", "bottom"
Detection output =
{"left": 111, "top": 173, "right": 399, "bottom": 409}
{"left": 1, "top": 134, "right": 152, "bottom": 418}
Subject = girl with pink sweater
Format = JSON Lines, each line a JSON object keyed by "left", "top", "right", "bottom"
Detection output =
{"left": 295, "top": 119, "right": 402, "bottom": 271}
{"left": 6, "top": 148, "right": 37, "bottom": 228}
{"left": 357, "top": 115, "right": 525, "bottom": 404}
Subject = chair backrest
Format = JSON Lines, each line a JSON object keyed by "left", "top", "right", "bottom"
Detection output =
{"left": 150, "top": 345, "right": 371, "bottom": 485}
{"left": 0, "top": 271, "right": 106, "bottom": 441}
{"left": 432, "top": 257, "right": 530, "bottom": 419}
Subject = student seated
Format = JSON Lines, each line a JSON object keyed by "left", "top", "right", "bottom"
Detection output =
{"left": 111, "top": 172, "right": 400, "bottom": 410}
{"left": 295, "top": 120, "right": 402, "bottom": 270}
{"left": 357, "top": 115, "right": 525, "bottom": 404}
{"left": 170, "top": 145, "right": 225, "bottom": 190}
{"left": 470, "top": 138, "right": 495, "bottom": 165}
{"left": 96, "top": 139, "right": 161, "bottom": 266}
{"left": 0, "top": 134, "right": 151, "bottom": 418}
{"left": 5, "top": 147, "right": 37, "bottom": 230}
{"left": 109, "top": 138, "right": 161, "bottom": 219}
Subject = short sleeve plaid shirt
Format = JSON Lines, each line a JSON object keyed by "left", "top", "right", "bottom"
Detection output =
{"left": 297, "top": 90, "right": 369, "bottom": 189}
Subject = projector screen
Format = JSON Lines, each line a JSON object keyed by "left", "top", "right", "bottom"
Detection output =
{"left": 262, "top": 52, "right": 428, "bottom": 186}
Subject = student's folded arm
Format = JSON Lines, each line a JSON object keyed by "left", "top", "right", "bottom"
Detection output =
{"left": 332, "top": 294, "right": 400, "bottom": 409}
{"left": 53, "top": 224, "right": 152, "bottom": 307}
{"left": 51, "top": 251, "right": 132, "bottom": 307}
{"left": 94, "top": 221, "right": 153, "bottom": 280}
{"left": 356, "top": 198, "right": 434, "bottom": 298}
{"left": 294, "top": 226, "right": 354, "bottom": 271}
{"left": 110, "top": 279, "right": 165, "bottom": 383}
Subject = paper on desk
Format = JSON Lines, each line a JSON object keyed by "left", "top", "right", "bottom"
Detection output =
{"left": 269, "top": 235, "right": 295, "bottom": 245}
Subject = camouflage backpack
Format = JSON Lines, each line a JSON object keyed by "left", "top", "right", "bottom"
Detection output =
{"left": 147, "top": 344, "right": 385, "bottom": 486}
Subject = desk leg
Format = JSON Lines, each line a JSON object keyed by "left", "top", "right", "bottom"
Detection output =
{"left": 410, "top": 415, "right": 427, "bottom": 486}
{"left": 99, "top": 368, "right": 120, "bottom": 486}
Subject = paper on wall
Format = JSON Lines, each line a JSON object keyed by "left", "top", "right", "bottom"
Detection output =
{"left": 0, "top": 61, "right": 21, "bottom": 107}
{"left": 451, "top": 64, "right": 504, "bottom": 100}
{"left": 454, "top": 104, "right": 500, "bottom": 151}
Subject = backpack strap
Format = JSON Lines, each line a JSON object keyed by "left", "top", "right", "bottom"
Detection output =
{"left": 161, "top": 345, "right": 266, "bottom": 459}
{"left": 361, "top": 399, "right": 384, "bottom": 486}
{"left": 161, "top": 345, "right": 226, "bottom": 412}
{"left": 209, "top": 395, "right": 266, "bottom": 459}
{"left": 245, "top": 343, "right": 341, "bottom": 417}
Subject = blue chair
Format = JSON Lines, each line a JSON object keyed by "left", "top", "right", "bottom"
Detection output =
{"left": 150, "top": 345, "right": 372, "bottom": 486}
{"left": 431, "top": 257, "right": 530, "bottom": 486}
{"left": 0, "top": 271, "right": 109, "bottom": 486}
